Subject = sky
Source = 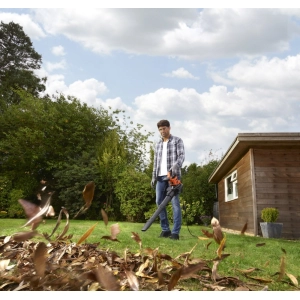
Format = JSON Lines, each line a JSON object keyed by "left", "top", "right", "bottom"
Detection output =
{"left": 1, "top": 2, "right": 300, "bottom": 167}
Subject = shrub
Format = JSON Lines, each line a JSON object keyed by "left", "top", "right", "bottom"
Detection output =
{"left": 261, "top": 207, "right": 279, "bottom": 222}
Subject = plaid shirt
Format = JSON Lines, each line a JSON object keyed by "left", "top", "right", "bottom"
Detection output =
{"left": 152, "top": 134, "right": 185, "bottom": 180}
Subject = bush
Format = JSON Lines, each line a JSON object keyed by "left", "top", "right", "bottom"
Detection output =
{"left": 261, "top": 207, "right": 279, "bottom": 222}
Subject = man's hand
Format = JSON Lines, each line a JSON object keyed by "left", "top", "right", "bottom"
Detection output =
{"left": 151, "top": 179, "right": 156, "bottom": 189}
{"left": 170, "top": 164, "right": 177, "bottom": 177}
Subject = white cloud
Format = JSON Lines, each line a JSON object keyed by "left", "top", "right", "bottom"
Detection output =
{"left": 212, "top": 55, "right": 300, "bottom": 93}
{"left": 45, "top": 60, "right": 67, "bottom": 72}
{"left": 162, "top": 67, "right": 199, "bottom": 79}
{"left": 30, "top": 8, "right": 300, "bottom": 59}
{"left": 3, "top": 7, "right": 300, "bottom": 166}
{"left": 52, "top": 45, "right": 66, "bottom": 56}
{"left": 0, "top": 11, "right": 46, "bottom": 39}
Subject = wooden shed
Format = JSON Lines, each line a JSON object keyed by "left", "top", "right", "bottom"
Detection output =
{"left": 208, "top": 133, "right": 300, "bottom": 239}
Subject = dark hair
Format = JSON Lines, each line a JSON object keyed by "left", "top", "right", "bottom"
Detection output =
{"left": 157, "top": 119, "right": 170, "bottom": 128}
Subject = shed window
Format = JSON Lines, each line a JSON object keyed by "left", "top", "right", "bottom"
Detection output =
{"left": 225, "top": 170, "right": 238, "bottom": 201}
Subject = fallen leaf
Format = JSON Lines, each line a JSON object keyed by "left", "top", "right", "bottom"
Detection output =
{"left": 241, "top": 222, "right": 247, "bottom": 234}
{"left": 0, "top": 259, "right": 10, "bottom": 272}
{"left": 111, "top": 223, "right": 120, "bottom": 240}
{"left": 217, "top": 235, "right": 226, "bottom": 258}
{"left": 101, "top": 208, "right": 108, "bottom": 226}
{"left": 93, "top": 264, "right": 120, "bottom": 291}
{"left": 201, "top": 229, "right": 214, "bottom": 238}
{"left": 12, "top": 231, "right": 38, "bottom": 242}
{"left": 168, "top": 267, "right": 182, "bottom": 291}
{"left": 286, "top": 272, "right": 298, "bottom": 287}
{"left": 278, "top": 255, "right": 285, "bottom": 281}
{"left": 33, "top": 242, "right": 47, "bottom": 277}
{"left": 125, "top": 269, "right": 139, "bottom": 291}
{"left": 131, "top": 232, "right": 142, "bottom": 248}
{"left": 256, "top": 243, "right": 266, "bottom": 247}
{"left": 77, "top": 222, "right": 98, "bottom": 245}
{"left": 211, "top": 217, "right": 224, "bottom": 244}
{"left": 82, "top": 181, "right": 95, "bottom": 207}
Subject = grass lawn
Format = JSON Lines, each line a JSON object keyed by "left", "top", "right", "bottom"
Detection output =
{"left": 0, "top": 218, "right": 299, "bottom": 292}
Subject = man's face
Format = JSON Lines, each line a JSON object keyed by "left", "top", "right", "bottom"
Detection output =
{"left": 158, "top": 126, "right": 170, "bottom": 138}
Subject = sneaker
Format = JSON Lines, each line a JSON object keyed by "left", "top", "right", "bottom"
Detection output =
{"left": 169, "top": 233, "right": 179, "bottom": 240}
{"left": 159, "top": 230, "right": 171, "bottom": 238}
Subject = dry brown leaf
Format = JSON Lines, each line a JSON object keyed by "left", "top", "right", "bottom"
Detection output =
{"left": 77, "top": 222, "right": 98, "bottom": 245}
{"left": 73, "top": 182, "right": 96, "bottom": 219}
{"left": 131, "top": 232, "right": 142, "bottom": 248}
{"left": 286, "top": 272, "right": 298, "bottom": 287}
{"left": 157, "top": 270, "right": 164, "bottom": 286}
{"left": 19, "top": 193, "right": 53, "bottom": 229}
{"left": 45, "top": 207, "right": 69, "bottom": 239}
{"left": 236, "top": 267, "right": 258, "bottom": 274}
{"left": 45, "top": 205, "right": 55, "bottom": 217}
{"left": 101, "top": 235, "right": 120, "bottom": 242}
{"left": 12, "top": 231, "right": 38, "bottom": 242}
{"left": 33, "top": 242, "right": 47, "bottom": 277}
{"left": 217, "top": 235, "right": 226, "bottom": 258}
{"left": 246, "top": 275, "right": 273, "bottom": 283}
{"left": 180, "top": 262, "right": 210, "bottom": 279}
{"left": 278, "top": 255, "right": 285, "bottom": 281}
{"left": 82, "top": 181, "right": 95, "bottom": 207}
{"left": 241, "top": 222, "right": 247, "bottom": 234}
{"left": 18, "top": 199, "right": 43, "bottom": 229}
{"left": 206, "top": 241, "right": 212, "bottom": 249}
{"left": 256, "top": 243, "right": 266, "bottom": 247}
{"left": 211, "top": 217, "right": 224, "bottom": 244}
{"left": 281, "top": 248, "right": 287, "bottom": 255}
{"left": 18, "top": 199, "right": 40, "bottom": 219}
{"left": 168, "top": 267, "right": 182, "bottom": 291}
{"left": 201, "top": 229, "right": 214, "bottom": 238}
{"left": 101, "top": 208, "right": 108, "bottom": 226}
{"left": 111, "top": 223, "right": 120, "bottom": 240}
{"left": 55, "top": 207, "right": 70, "bottom": 240}
{"left": 211, "top": 260, "right": 220, "bottom": 282}
{"left": 0, "top": 259, "right": 10, "bottom": 272}
{"left": 125, "top": 269, "right": 139, "bottom": 291}
{"left": 264, "top": 260, "right": 270, "bottom": 267}
{"left": 93, "top": 264, "right": 120, "bottom": 291}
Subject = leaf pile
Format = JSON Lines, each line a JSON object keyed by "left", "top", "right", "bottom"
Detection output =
{"left": 0, "top": 232, "right": 248, "bottom": 291}
{"left": 0, "top": 185, "right": 299, "bottom": 291}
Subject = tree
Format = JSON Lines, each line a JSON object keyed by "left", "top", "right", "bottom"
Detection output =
{"left": 0, "top": 90, "right": 155, "bottom": 219}
{"left": 0, "top": 91, "right": 114, "bottom": 211}
{"left": 181, "top": 159, "right": 219, "bottom": 224}
{"left": 115, "top": 167, "right": 154, "bottom": 222}
{"left": 0, "top": 21, "right": 46, "bottom": 109}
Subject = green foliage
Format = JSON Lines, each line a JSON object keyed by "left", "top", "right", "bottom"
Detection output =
{"left": 7, "top": 189, "right": 25, "bottom": 218}
{"left": 0, "top": 176, "right": 12, "bottom": 212}
{"left": 181, "top": 159, "right": 219, "bottom": 222}
{"left": 181, "top": 199, "right": 203, "bottom": 225}
{"left": 143, "top": 203, "right": 159, "bottom": 223}
{"left": 53, "top": 151, "right": 101, "bottom": 219}
{"left": 115, "top": 168, "right": 154, "bottom": 222}
{"left": 0, "top": 21, "right": 46, "bottom": 108}
{"left": 261, "top": 207, "right": 279, "bottom": 222}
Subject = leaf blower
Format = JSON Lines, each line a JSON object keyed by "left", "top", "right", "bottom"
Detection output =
{"left": 141, "top": 172, "right": 183, "bottom": 232}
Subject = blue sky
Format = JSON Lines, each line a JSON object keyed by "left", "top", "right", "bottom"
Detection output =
{"left": 2, "top": 3, "right": 300, "bottom": 166}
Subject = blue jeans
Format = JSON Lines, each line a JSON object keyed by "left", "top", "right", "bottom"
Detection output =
{"left": 155, "top": 175, "right": 182, "bottom": 234}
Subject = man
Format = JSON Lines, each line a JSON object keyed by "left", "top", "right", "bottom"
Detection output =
{"left": 151, "top": 120, "right": 185, "bottom": 240}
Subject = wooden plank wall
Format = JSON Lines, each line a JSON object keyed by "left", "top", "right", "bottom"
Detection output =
{"left": 254, "top": 149, "right": 300, "bottom": 239}
{"left": 217, "top": 150, "right": 255, "bottom": 234}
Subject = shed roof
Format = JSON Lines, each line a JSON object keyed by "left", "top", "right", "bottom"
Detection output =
{"left": 208, "top": 132, "right": 300, "bottom": 183}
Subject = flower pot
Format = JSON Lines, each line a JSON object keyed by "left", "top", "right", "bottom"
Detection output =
{"left": 260, "top": 222, "right": 283, "bottom": 238}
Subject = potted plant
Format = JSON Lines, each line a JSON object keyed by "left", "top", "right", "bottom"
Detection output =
{"left": 260, "top": 207, "right": 283, "bottom": 238}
